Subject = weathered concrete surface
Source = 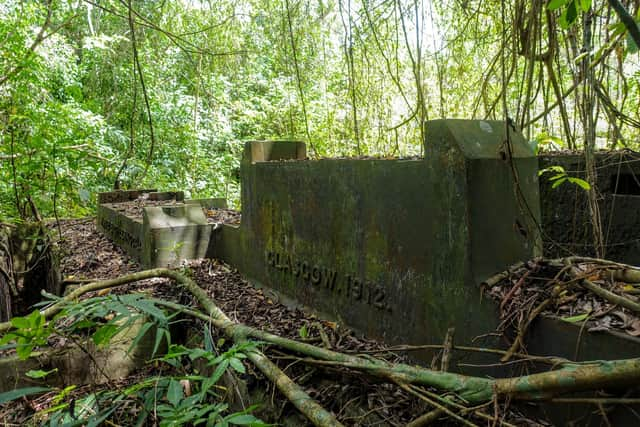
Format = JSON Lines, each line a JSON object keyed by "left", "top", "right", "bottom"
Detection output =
{"left": 212, "top": 120, "right": 541, "bottom": 352}
{"left": 539, "top": 152, "right": 640, "bottom": 264}
{"left": 97, "top": 193, "right": 221, "bottom": 268}
{"left": 186, "top": 198, "right": 228, "bottom": 209}
{"left": 142, "top": 205, "right": 212, "bottom": 267}
{"left": 97, "top": 189, "right": 157, "bottom": 204}
{"left": 0, "top": 318, "right": 156, "bottom": 392}
{"left": 97, "top": 203, "right": 144, "bottom": 260}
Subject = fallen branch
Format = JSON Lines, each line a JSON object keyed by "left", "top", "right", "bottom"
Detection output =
{"left": 0, "top": 269, "right": 342, "bottom": 427}
{"left": 3, "top": 268, "right": 640, "bottom": 414}
{"left": 565, "top": 262, "right": 640, "bottom": 314}
{"left": 407, "top": 327, "right": 455, "bottom": 427}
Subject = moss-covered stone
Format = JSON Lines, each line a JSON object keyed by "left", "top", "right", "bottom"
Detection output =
{"left": 212, "top": 119, "right": 541, "bottom": 357}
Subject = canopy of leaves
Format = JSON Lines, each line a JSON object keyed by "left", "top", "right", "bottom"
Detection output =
{"left": 0, "top": 0, "right": 639, "bottom": 219}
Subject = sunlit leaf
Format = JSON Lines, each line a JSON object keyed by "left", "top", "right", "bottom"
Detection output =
{"left": 25, "top": 368, "right": 58, "bottom": 378}
{"left": 562, "top": 313, "right": 590, "bottom": 323}
{"left": 567, "top": 177, "right": 592, "bottom": 190}
{"left": 547, "top": 0, "right": 569, "bottom": 11}
{"left": 579, "top": 0, "right": 591, "bottom": 12}
{"left": 229, "top": 357, "right": 246, "bottom": 374}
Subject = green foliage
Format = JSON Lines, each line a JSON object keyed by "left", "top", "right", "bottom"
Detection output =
{"left": 0, "top": 310, "right": 52, "bottom": 359}
{"left": 0, "top": 293, "right": 267, "bottom": 426}
{"left": 539, "top": 165, "right": 592, "bottom": 190}
{"left": 0, "top": 386, "right": 51, "bottom": 405}
{"left": 1, "top": 0, "right": 640, "bottom": 220}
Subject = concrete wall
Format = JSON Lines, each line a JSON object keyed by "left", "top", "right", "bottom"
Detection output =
{"left": 539, "top": 152, "right": 640, "bottom": 264}
{"left": 212, "top": 120, "right": 541, "bottom": 351}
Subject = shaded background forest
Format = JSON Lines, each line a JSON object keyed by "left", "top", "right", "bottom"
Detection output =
{"left": 1, "top": 0, "right": 639, "bottom": 219}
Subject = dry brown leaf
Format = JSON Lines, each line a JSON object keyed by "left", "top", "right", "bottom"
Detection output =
{"left": 627, "top": 319, "right": 640, "bottom": 337}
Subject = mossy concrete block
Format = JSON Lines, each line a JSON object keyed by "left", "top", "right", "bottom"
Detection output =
{"left": 97, "top": 189, "right": 157, "bottom": 204}
{"left": 142, "top": 205, "right": 213, "bottom": 267}
{"left": 97, "top": 191, "right": 225, "bottom": 268}
{"left": 212, "top": 119, "right": 541, "bottom": 354}
{"left": 539, "top": 152, "right": 640, "bottom": 264}
{"left": 0, "top": 317, "right": 156, "bottom": 392}
{"left": 186, "top": 198, "right": 228, "bottom": 209}
{"left": 247, "top": 140, "right": 306, "bottom": 162}
{"left": 96, "top": 203, "right": 144, "bottom": 260}
{"left": 148, "top": 191, "right": 184, "bottom": 201}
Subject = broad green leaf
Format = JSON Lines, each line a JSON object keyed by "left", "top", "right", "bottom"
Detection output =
{"left": 547, "top": 0, "right": 569, "bottom": 11}
{"left": 566, "top": 0, "right": 578, "bottom": 24}
{"left": 0, "top": 334, "right": 17, "bottom": 345}
{"left": 92, "top": 324, "right": 119, "bottom": 346}
{"left": 10, "top": 316, "right": 31, "bottom": 329}
{"left": 204, "top": 325, "right": 214, "bottom": 352}
{"left": 210, "top": 360, "right": 230, "bottom": 385}
{"left": 609, "top": 22, "right": 626, "bottom": 37}
{"left": 551, "top": 177, "right": 567, "bottom": 188}
{"left": 226, "top": 414, "right": 263, "bottom": 425}
{"left": 579, "top": 0, "right": 591, "bottom": 12}
{"left": 559, "top": 0, "right": 578, "bottom": 29}
{"left": 166, "top": 379, "right": 183, "bottom": 407}
{"left": 16, "top": 341, "right": 35, "bottom": 359}
{"left": 0, "top": 386, "right": 50, "bottom": 404}
{"left": 28, "top": 309, "right": 44, "bottom": 328}
{"left": 25, "top": 368, "right": 58, "bottom": 378}
{"left": 538, "top": 165, "right": 566, "bottom": 176}
{"left": 562, "top": 312, "right": 590, "bottom": 323}
{"left": 188, "top": 348, "right": 210, "bottom": 360}
{"left": 229, "top": 357, "right": 246, "bottom": 374}
{"left": 298, "top": 324, "right": 308, "bottom": 338}
{"left": 567, "top": 177, "right": 592, "bottom": 190}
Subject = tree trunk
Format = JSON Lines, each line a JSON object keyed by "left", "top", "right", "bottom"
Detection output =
{"left": 0, "top": 222, "right": 60, "bottom": 322}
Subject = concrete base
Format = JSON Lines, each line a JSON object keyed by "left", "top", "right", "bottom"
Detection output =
{"left": 96, "top": 191, "right": 223, "bottom": 268}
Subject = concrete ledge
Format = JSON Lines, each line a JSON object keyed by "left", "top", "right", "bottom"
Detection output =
{"left": 97, "top": 204, "right": 144, "bottom": 259}
{"left": 97, "top": 189, "right": 157, "bottom": 204}
{"left": 0, "top": 318, "right": 155, "bottom": 392}
{"left": 142, "top": 205, "right": 213, "bottom": 267}
{"left": 186, "top": 198, "right": 228, "bottom": 209}
{"left": 96, "top": 193, "right": 222, "bottom": 268}
{"left": 248, "top": 140, "right": 306, "bottom": 162}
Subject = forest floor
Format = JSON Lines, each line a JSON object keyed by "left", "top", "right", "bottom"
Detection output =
{"left": 2, "top": 219, "right": 553, "bottom": 426}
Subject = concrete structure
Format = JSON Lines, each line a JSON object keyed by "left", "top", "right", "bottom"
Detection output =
{"left": 212, "top": 120, "right": 541, "bottom": 350}
{"left": 95, "top": 124, "right": 640, "bottom": 368}
{"left": 97, "top": 191, "right": 226, "bottom": 267}
{"left": 539, "top": 152, "right": 640, "bottom": 264}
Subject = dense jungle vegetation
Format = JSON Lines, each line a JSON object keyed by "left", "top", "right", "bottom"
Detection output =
{"left": 1, "top": 0, "right": 639, "bottom": 219}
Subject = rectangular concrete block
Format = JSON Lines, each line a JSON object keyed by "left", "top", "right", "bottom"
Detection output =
{"left": 97, "top": 191, "right": 221, "bottom": 268}
{"left": 98, "top": 189, "right": 157, "bottom": 204}
{"left": 147, "top": 191, "right": 184, "bottom": 202}
{"left": 247, "top": 140, "right": 306, "bottom": 163}
{"left": 97, "top": 204, "right": 144, "bottom": 259}
{"left": 186, "top": 198, "right": 228, "bottom": 209}
{"left": 142, "top": 205, "right": 213, "bottom": 267}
